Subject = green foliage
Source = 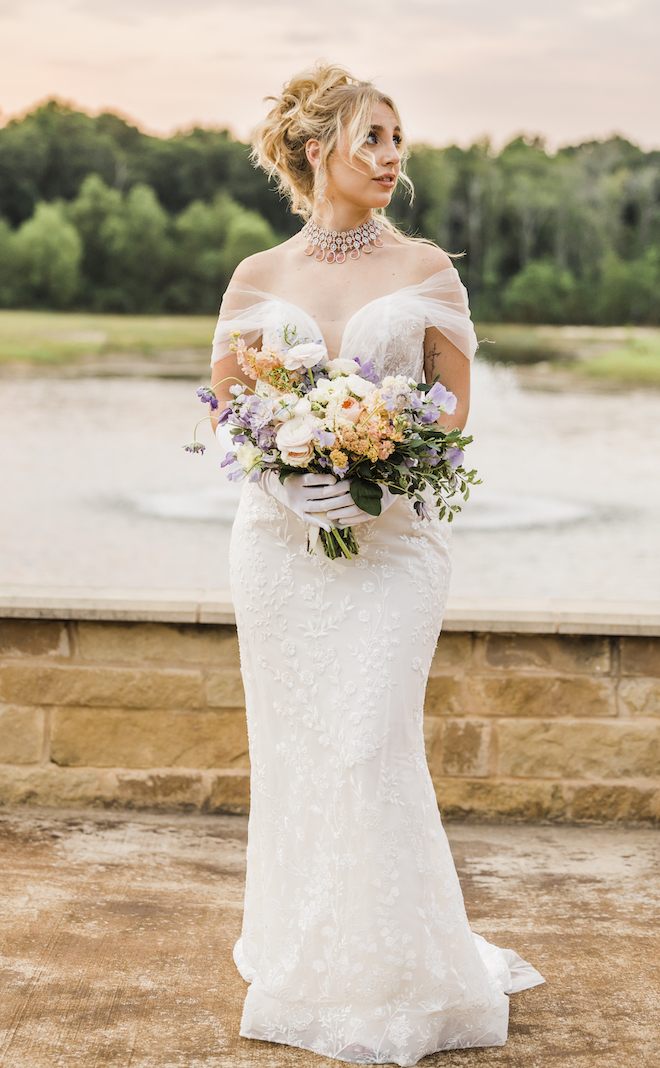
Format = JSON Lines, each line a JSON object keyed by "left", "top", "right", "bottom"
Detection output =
{"left": 2, "top": 100, "right": 660, "bottom": 320}
{"left": 502, "top": 260, "right": 577, "bottom": 324}
{"left": 13, "top": 202, "right": 82, "bottom": 308}
{"left": 99, "top": 184, "right": 173, "bottom": 313}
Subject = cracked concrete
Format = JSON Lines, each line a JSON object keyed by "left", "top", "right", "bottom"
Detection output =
{"left": 0, "top": 809, "right": 658, "bottom": 1068}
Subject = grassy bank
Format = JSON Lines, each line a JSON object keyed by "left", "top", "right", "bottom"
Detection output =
{"left": 0, "top": 310, "right": 216, "bottom": 365}
{"left": 1, "top": 310, "right": 659, "bottom": 386}
{"left": 477, "top": 324, "right": 660, "bottom": 385}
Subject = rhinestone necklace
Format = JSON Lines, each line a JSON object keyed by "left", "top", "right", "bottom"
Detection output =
{"left": 302, "top": 217, "right": 384, "bottom": 263}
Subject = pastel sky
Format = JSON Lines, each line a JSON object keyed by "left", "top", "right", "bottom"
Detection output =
{"left": 0, "top": 0, "right": 658, "bottom": 149}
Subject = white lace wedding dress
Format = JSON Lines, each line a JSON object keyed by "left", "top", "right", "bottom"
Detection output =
{"left": 211, "top": 267, "right": 544, "bottom": 1066}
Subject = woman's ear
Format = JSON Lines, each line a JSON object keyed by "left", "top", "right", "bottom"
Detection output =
{"left": 305, "top": 139, "right": 321, "bottom": 170}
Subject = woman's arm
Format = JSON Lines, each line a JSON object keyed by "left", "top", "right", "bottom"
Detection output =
{"left": 208, "top": 260, "right": 263, "bottom": 431}
{"left": 423, "top": 325, "right": 470, "bottom": 432}
{"left": 210, "top": 350, "right": 255, "bottom": 431}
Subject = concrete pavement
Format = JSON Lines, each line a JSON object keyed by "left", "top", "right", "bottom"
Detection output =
{"left": 0, "top": 809, "right": 658, "bottom": 1068}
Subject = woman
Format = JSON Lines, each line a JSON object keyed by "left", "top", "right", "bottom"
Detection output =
{"left": 210, "top": 63, "right": 544, "bottom": 1066}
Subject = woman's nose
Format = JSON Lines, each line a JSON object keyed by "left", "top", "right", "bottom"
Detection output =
{"left": 381, "top": 140, "right": 400, "bottom": 166}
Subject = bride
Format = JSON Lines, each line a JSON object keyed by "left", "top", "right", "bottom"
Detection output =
{"left": 209, "top": 63, "right": 544, "bottom": 1066}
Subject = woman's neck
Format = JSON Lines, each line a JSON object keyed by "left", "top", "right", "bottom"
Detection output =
{"left": 311, "top": 203, "right": 373, "bottom": 234}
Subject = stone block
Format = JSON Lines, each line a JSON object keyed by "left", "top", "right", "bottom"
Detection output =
{"left": 567, "top": 782, "right": 660, "bottom": 824}
{"left": 0, "top": 705, "right": 44, "bottom": 764}
{"left": 205, "top": 670, "right": 245, "bottom": 708}
{"left": 466, "top": 676, "right": 616, "bottom": 718}
{"left": 618, "top": 679, "right": 660, "bottom": 717}
{"left": 430, "top": 633, "right": 473, "bottom": 672}
{"left": 50, "top": 708, "right": 249, "bottom": 769}
{"left": 434, "top": 777, "right": 566, "bottom": 822}
{"left": 423, "top": 716, "right": 442, "bottom": 770}
{"left": 0, "top": 620, "right": 69, "bottom": 658}
{"left": 0, "top": 765, "right": 108, "bottom": 807}
{"left": 76, "top": 622, "right": 240, "bottom": 667}
{"left": 440, "top": 720, "right": 491, "bottom": 777}
{"left": 498, "top": 720, "right": 660, "bottom": 780}
{"left": 0, "top": 664, "right": 202, "bottom": 709}
{"left": 205, "top": 770, "right": 251, "bottom": 815}
{"left": 482, "top": 633, "right": 610, "bottom": 675}
{"left": 620, "top": 638, "right": 660, "bottom": 678}
{"left": 424, "top": 676, "right": 463, "bottom": 717}
{"left": 113, "top": 770, "right": 207, "bottom": 811}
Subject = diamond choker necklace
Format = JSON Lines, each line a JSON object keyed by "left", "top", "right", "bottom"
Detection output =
{"left": 302, "top": 217, "right": 384, "bottom": 263}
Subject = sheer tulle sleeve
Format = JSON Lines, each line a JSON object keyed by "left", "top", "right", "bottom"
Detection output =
{"left": 210, "top": 282, "right": 323, "bottom": 366}
{"left": 415, "top": 267, "right": 477, "bottom": 361}
{"left": 211, "top": 283, "right": 268, "bottom": 366}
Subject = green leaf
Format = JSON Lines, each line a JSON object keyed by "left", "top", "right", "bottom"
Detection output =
{"left": 350, "top": 478, "right": 383, "bottom": 516}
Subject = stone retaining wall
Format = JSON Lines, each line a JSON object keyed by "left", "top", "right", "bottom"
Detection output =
{"left": 1, "top": 589, "right": 659, "bottom": 824}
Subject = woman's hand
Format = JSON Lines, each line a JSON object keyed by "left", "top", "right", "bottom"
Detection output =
{"left": 260, "top": 472, "right": 349, "bottom": 531}
{"left": 326, "top": 485, "right": 397, "bottom": 528}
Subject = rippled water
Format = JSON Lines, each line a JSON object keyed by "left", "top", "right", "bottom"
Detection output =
{"left": 1, "top": 364, "right": 658, "bottom": 600}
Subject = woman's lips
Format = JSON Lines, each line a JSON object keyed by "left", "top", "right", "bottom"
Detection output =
{"left": 374, "top": 175, "right": 396, "bottom": 187}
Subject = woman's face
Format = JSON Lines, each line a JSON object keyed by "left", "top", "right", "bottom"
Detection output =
{"left": 323, "top": 101, "right": 402, "bottom": 213}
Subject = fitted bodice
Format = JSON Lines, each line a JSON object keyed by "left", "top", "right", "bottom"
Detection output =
{"left": 211, "top": 266, "right": 477, "bottom": 381}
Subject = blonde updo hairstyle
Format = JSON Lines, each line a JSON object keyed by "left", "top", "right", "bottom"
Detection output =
{"left": 251, "top": 62, "right": 413, "bottom": 231}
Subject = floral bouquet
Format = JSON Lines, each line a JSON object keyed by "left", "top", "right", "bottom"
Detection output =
{"left": 186, "top": 327, "right": 480, "bottom": 560}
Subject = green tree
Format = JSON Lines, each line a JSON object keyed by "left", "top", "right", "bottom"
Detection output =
{"left": 167, "top": 194, "right": 277, "bottom": 312}
{"left": 13, "top": 202, "right": 82, "bottom": 307}
{"left": 67, "top": 174, "right": 125, "bottom": 308}
{"left": 99, "top": 184, "right": 173, "bottom": 312}
{"left": 502, "top": 260, "right": 577, "bottom": 323}
{"left": 0, "top": 219, "right": 20, "bottom": 307}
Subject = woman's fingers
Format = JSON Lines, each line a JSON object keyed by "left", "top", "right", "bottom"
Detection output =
{"left": 300, "top": 473, "right": 337, "bottom": 488}
{"left": 320, "top": 479, "right": 350, "bottom": 498}
{"left": 315, "top": 493, "right": 353, "bottom": 512}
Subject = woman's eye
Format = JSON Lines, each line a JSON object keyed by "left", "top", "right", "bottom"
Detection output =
{"left": 393, "top": 135, "right": 402, "bottom": 146}
{"left": 366, "top": 132, "right": 378, "bottom": 145}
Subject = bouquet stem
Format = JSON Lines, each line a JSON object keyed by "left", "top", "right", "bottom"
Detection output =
{"left": 318, "top": 526, "right": 360, "bottom": 560}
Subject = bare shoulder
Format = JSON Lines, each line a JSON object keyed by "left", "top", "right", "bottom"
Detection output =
{"left": 407, "top": 242, "right": 454, "bottom": 280}
{"left": 230, "top": 237, "right": 300, "bottom": 289}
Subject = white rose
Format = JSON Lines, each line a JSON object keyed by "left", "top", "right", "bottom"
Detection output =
{"left": 293, "top": 397, "right": 312, "bottom": 416}
{"left": 326, "top": 357, "right": 360, "bottom": 378}
{"left": 344, "top": 373, "right": 377, "bottom": 398}
{"left": 235, "top": 443, "right": 262, "bottom": 472}
{"left": 282, "top": 342, "right": 327, "bottom": 371}
{"left": 281, "top": 442, "right": 315, "bottom": 467}
{"left": 275, "top": 415, "right": 317, "bottom": 452}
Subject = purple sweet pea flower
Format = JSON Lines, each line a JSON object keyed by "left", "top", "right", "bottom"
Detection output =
{"left": 414, "top": 500, "right": 432, "bottom": 521}
{"left": 220, "top": 451, "right": 237, "bottom": 468}
{"left": 355, "top": 357, "right": 380, "bottom": 385}
{"left": 314, "top": 428, "right": 336, "bottom": 448}
{"left": 216, "top": 406, "right": 231, "bottom": 425}
{"left": 196, "top": 386, "right": 219, "bottom": 410}
{"left": 332, "top": 463, "right": 349, "bottom": 477}
{"left": 446, "top": 447, "right": 464, "bottom": 470}
{"left": 426, "top": 381, "right": 457, "bottom": 414}
{"left": 419, "top": 405, "right": 441, "bottom": 424}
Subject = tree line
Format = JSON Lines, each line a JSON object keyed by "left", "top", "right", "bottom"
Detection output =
{"left": 0, "top": 99, "right": 658, "bottom": 322}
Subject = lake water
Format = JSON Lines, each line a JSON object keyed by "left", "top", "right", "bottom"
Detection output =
{"left": 1, "top": 363, "right": 658, "bottom": 600}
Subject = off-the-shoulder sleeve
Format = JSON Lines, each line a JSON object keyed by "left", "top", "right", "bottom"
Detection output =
{"left": 415, "top": 267, "right": 477, "bottom": 361}
{"left": 211, "top": 283, "right": 271, "bottom": 366}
